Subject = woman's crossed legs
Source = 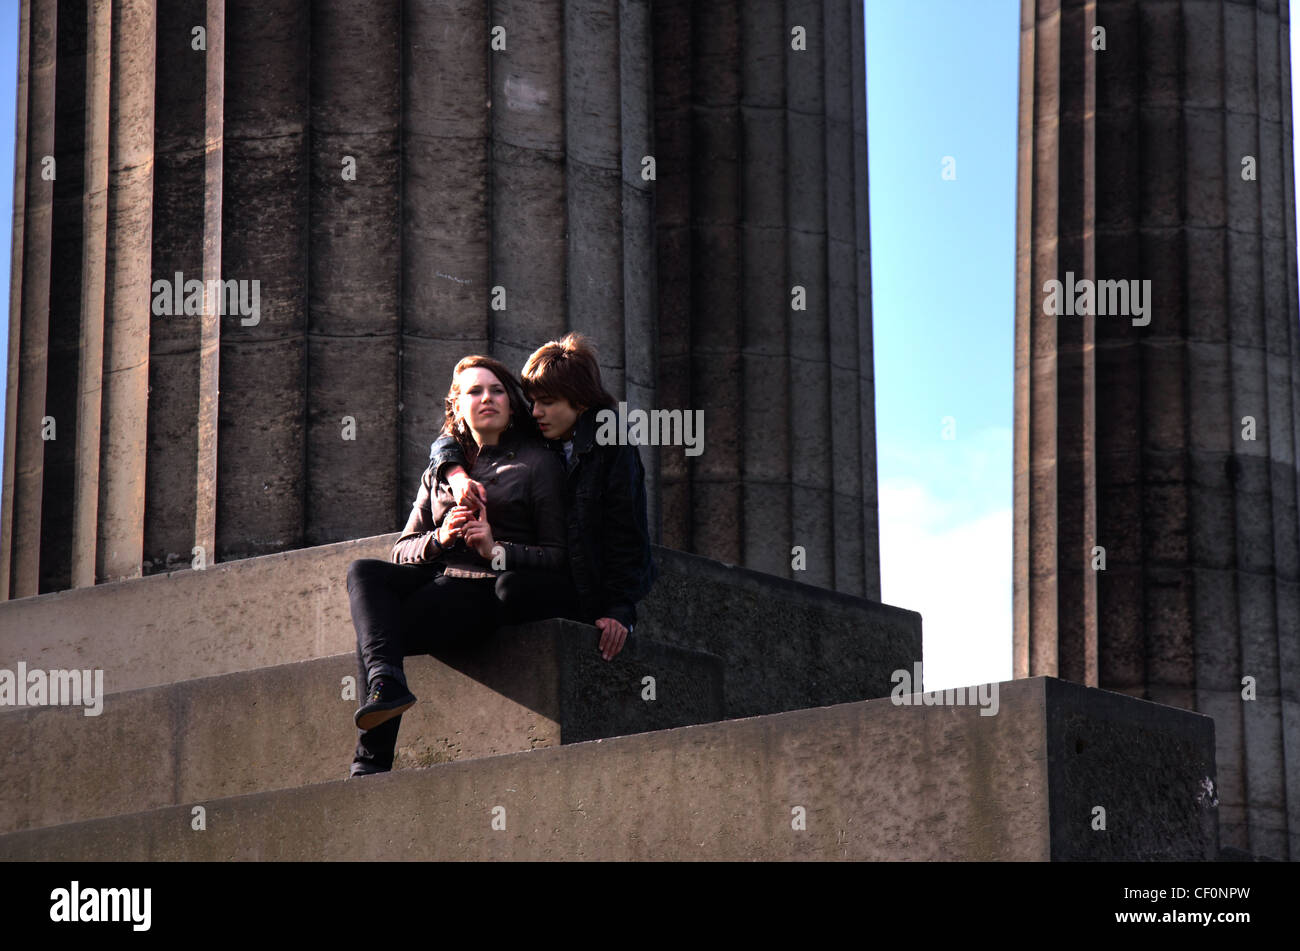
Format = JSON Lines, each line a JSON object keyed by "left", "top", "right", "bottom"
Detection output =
{"left": 346, "top": 559, "right": 577, "bottom": 774}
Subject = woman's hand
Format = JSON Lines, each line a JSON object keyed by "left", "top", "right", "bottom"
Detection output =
{"left": 462, "top": 515, "right": 496, "bottom": 560}
{"left": 438, "top": 504, "right": 477, "bottom": 548}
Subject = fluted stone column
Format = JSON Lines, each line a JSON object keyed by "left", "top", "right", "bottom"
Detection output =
{"left": 650, "top": 0, "right": 691, "bottom": 553}
{"left": 3, "top": 0, "right": 881, "bottom": 605}
{"left": 490, "top": 0, "right": 568, "bottom": 374}
{"left": 70, "top": 0, "right": 111, "bottom": 589}
{"left": 619, "top": 0, "right": 659, "bottom": 536}
{"left": 565, "top": 0, "right": 625, "bottom": 399}
{"left": 691, "top": 0, "right": 744, "bottom": 570}
{"left": 145, "top": 0, "right": 223, "bottom": 575}
{"left": 400, "top": 0, "right": 491, "bottom": 492}
{"left": 2, "top": 0, "right": 153, "bottom": 593}
{"left": 97, "top": 0, "right": 156, "bottom": 583}
{"left": 652, "top": 0, "right": 880, "bottom": 596}
{"left": 0, "top": 0, "right": 29, "bottom": 597}
{"left": 1015, "top": 0, "right": 1300, "bottom": 858}
{"left": 306, "top": 0, "right": 400, "bottom": 545}
{"left": 0, "top": 0, "right": 44, "bottom": 600}
{"left": 39, "top": 0, "right": 93, "bottom": 592}
{"left": 217, "top": 0, "right": 308, "bottom": 561}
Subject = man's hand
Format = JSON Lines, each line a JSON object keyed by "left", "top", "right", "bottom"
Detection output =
{"left": 446, "top": 466, "right": 488, "bottom": 513}
{"left": 462, "top": 515, "right": 496, "bottom": 560}
{"left": 595, "top": 617, "right": 628, "bottom": 661}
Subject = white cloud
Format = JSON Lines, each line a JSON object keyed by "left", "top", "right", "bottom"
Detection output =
{"left": 878, "top": 476, "right": 1012, "bottom": 692}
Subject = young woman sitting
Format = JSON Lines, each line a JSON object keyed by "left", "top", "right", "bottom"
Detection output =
{"left": 345, "top": 355, "right": 570, "bottom": 777}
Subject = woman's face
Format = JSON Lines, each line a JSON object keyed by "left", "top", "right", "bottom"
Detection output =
{"left": 457, "top": 367, "right": 510, "bottom": 440}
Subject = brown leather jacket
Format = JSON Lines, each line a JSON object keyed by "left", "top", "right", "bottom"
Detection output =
{"left": 391, "top": 427, "right": 567, "bottom": 577}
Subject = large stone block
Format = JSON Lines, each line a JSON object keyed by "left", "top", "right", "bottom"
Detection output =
{"left": 639, "top": 547, "right": 920, "bottom": 718}
{"left": 0, "top": 539, "right": 919, "bottom": 712}
{"left": 0, "top": 678, "right": 1218, "bottom": 861}
{"left": 0, "top": 619, "right": 721, "bottom": 835}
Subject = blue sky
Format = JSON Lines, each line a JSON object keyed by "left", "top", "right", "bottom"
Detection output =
{"left": 865, "top": 0, "right": 1018, "bottom": 690}
{"left": 0, "top": 1, "right": 1295, "bottom": 694}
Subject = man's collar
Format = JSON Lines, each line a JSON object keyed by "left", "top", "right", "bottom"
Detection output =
{"left": 571, "top": 406, "right": 600, "bottom": 455}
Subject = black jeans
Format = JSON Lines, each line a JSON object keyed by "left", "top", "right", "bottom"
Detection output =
{"left": 346, "top": 558, "right": 578, "bottom": 773}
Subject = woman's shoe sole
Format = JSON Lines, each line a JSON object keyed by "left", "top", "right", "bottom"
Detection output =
{"left": 355, "top": 698, "right": 417, "bottom": 732}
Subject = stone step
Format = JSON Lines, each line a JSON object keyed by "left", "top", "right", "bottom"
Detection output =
{"left": 0, "top": 539, "right": 921, "bottom": 716}
{"left": 0, "top": 677, "right": 1219, "bottom": 861}
{"left": 0, "top": 619, "right": 722, "bottom": 835}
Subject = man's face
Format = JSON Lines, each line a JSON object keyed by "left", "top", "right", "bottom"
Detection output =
{"left": 531, "top": 393, "right": 583, "bottom": 441}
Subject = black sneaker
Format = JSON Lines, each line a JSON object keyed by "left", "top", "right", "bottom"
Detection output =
{"left": 354, "top": 677, "right": 417, "bottom": 731}
{"left": 347, "top": 761, "right": 389, "bottom": 779}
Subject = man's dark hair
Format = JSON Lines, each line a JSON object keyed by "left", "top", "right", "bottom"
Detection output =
{"left": 520, "top": 332, "right": 616, "bottom": 412}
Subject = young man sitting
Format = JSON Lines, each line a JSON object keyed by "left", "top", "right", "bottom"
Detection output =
{"left": 428, "top": 332, "right": 657, "bottom": 659}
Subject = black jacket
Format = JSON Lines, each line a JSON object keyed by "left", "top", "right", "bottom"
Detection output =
{"left": 429, "top": 406, "right": 657, "bottom": 629}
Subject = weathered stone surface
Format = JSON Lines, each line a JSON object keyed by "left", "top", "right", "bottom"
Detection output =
{"left": 639, "top": 546, "right": 918, "bottom": 719}
{"left": 1015, "top": 0, "right": 1300, "bottom": 859}
{"left": 0, "top": 677, "right": 1218, "bottom": 861}
{"left": 145, "top": 0, "right": 223, "bottom": 581}
{"left": 5, "top": 0, "right": 880, "bottom": 602}
{"left": 1043, "top": 678, "right": 1217, "bottom": 861}
{"left": 0, "top": 619, "right": 721, "bottom": 835}
{"left": 0, "top": 536, "right": 919, "bottom": 708}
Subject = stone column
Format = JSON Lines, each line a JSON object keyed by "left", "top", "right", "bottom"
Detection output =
{"left": 217, "top": 0, "right": 308, "bottom": 561}
{"left": 399, "top": 0, "right": 662, "bottom": 499}
{"left": 620, "top": 0, "right": 659, "bottom": 537}
{"left": 689, "top": 0, "right": 744, "bottom": 568}
{"left": 400, "top": 0, "right": 491, "bottom": 492}
{"left": 0, "top": 0, "right": 27, "bottom": 598}
{"left": 70, "top": 0, "right": 111, "bottom": 588}
{"left": 652, "top": 0, "right": 880, "bottom": 596}
{"left": 650, "top": 0, "right": 693, "bottom": 552}
{"left": 565, "top": 0, "right": 626, "bottom": 399}
{"left": 39, "top": 0, "right": 93, "bottom": 592}
{"left": 306, "top": 0, "right": 401, "bottom": 544}
{"left": 2, "top": 0, "right": 882, "bottom": 608}
{"left": 489, "top": 0, "right": 568, "bottom": 375}
{"left": 0, "top": 0, "right": 47, "bottom": 600}
{"left": 96, "top": 0, "right": 156, "bottom": 584}
{"left": 145, "top": 0, "right": 223, "bottom": 575}
{"left": 1015, "top": 0, "right": 1300, "bottom": 858}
